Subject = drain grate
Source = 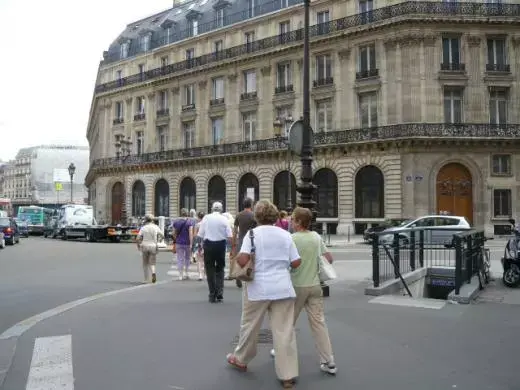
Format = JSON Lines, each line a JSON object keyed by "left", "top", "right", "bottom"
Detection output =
{"left": 231, "top": 328, "right": 299, "bottom": 346}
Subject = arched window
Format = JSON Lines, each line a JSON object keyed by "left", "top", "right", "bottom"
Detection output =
{"left": 154, "top": 179, "right": 170, "bottom": 217}
{"left": 238, "top": 173, "right": 259, "bottom": 208}
{"left": 313, "top": 168, "right": 338, "bottom": 218}
{"left": 355, "top": 165, "right": 384, "bottom": 218}
{"left": 208, "top": 175, "right": 226, "bottom": 212}
{"left": 273, "top": 170, "right": 297, "bottom": 211}
{"left": 179, "top": 177, "right": 196, "bottom": 212}
{"left": 132, "top": 180, "right": 146, "bottom": 217}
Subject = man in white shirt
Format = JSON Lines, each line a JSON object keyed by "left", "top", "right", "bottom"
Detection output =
{"left": 197, "top": 201, "right": 232, "bottom": 303}
{"left": 136, "top": 214, "right": 164, "bottom": 284}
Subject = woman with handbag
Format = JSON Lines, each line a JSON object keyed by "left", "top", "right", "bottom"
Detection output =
{"left": 172, "top": 208, "right": 194, "bottom": 280}
{"left": 270, "top": 207, "right": 337, "bottom": 375}
{"left": 226, "top": 200, "right": 301, "bottom": 389}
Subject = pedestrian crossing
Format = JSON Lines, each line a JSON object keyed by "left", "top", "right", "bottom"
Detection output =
{"left": 26, "top": 335, "right": 74, "bottom": 390}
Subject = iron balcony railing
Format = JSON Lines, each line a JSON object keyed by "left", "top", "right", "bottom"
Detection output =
{"left": 156, "top": 108, "right": 169, "bottom": 117}
{"left": 90, "top": 123, "right": 520, "bottom": 169}
{"left": 440, "top": 62, "right": 466, "bottom": 71}
{"left": 486, "top": 63, "right": 511, "bottom": 72}
{"left": 356, "top": 69, "right": 379, "bottom": 80}
{"left": 313, "top": 77, "right": 334, "bottom": 87}
{"left": 275, "top": 84, "right": 294, "bottom": 94}
{"left": 95, "top": 2, "right": 520, "bottom": 94}
{"left": 210, "top": 98, "right": 225, "bottom": 106}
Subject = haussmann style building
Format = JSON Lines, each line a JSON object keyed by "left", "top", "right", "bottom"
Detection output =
{"left": 86, "top": 0, "right": 520, "bottom": 236}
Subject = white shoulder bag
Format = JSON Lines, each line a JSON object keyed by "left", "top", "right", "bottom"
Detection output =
{"left": 314, "top": 232, "right": 337, "bottom": 282}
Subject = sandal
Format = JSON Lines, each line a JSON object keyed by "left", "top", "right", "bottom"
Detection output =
{"left": 226, "top": 353, "right": 247, "bottom": 372}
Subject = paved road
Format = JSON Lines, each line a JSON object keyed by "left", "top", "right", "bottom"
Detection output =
{"left": 2, "top": 277, "right": 519, "bottom": 390}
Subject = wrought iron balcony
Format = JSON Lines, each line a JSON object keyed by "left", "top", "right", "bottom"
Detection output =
{"left": 95, "top": 2, "right": 520, "bottom": 94}
{"left": 89, "top": 123, "right": 520, "bottom": 170}
{"left": 210, "top": 98, "right": 225, "bottom": 106}
{"left": 112, "top": 118, "right": 124, "bottom": 125}
{"left": 356, "top": 69, "right": 379, "bottom": 80}
{"left": 275, "top": 85, "right": 294, "bottom": 94}
{"left": 486, "top": 63, "right": 511, "bottom": 73}
{"left": 157, "top": 108, "right": 169, "bottom": 117}
{"left": 134, "top": 113, "right": 145, "bottom": 121}
{"left": 313, "top": 77, "right": 334, "bottom": 88}
{"left": 440, "top": 62, "right": 466, "bottom": 71}
{"left": 241, "top": 92, "right": 258, "bottom": 100}
{"left": 182, "top": 104, "right": 196, "bottom": 112}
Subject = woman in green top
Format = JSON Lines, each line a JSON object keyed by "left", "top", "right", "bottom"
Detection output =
{"left": 271, "top": 207, "right": 337, "bottom": 375}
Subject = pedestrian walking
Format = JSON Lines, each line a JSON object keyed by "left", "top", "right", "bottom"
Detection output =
{"left": 172, "top": 208, "right": 194, "bottom": 281}
{"left": 270, "top": 207, "right": 337, "bottom": 375}
{"left": 230, "top": 197, "right": 257, "bottom": 288}
{"left": 197, "top": 202, "right": 232, "bottom": 303}
{"left": 275, "top": 210, "right": 290, "bottom": 230}
{"left": 192, "top": 211, "right": 205, "bottom": 281}
{"left": 226, "top": 200, "right": 301, "bottom": 389}
{"left": 136, "top": 214, "right": 164, "bottom": 284}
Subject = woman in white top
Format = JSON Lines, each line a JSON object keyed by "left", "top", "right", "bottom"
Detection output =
{"left": 226, "top": 200, "right": 301, "bottom": 389}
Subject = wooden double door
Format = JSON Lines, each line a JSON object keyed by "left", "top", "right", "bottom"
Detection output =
{"left": 111, "top": 182, "right": 125, "bottom": 224}
{"left": 436, "top": 163, "right": 473, "bottom": 224}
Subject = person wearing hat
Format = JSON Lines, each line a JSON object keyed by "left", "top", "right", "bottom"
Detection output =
{"left": 136, "top": 214, "right": 164, "bottom": 283}
{"left": 197, "top": 201, "right": 232, "bottom": 303}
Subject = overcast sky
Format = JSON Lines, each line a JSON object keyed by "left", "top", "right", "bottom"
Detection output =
{"left": 0, "top": 0, "right": 171, "bottom": 161}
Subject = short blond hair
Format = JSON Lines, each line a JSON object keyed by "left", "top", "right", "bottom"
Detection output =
{"left": 254, "top": 200, "right": 279, "bottom": 225}
{"left": 279, "top": 210, "right": 288, "bottom": 219}
{"left": 291, "top": 207, "right": 312, "bottom": 229}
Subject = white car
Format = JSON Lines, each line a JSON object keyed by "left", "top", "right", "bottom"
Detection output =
{"left": 378, "top": 215, "right": 471, "bottom": 246}
{"left": 0, "top": 231, "right": 4, "bottom": 249}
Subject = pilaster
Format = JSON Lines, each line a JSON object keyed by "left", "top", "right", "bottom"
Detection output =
{"left": 171, "top": 87, "right": 181, "bottom": 148}
{"left": 337, "top": 48, "right": 351, "bottom": 128}
{"left": 260, "top": 65, "right": 272, "bottom": 138}
{"left": 466, "top": 34, "right": 485, "bottom": 122}
{"left": 227, "top": 72, "right": 240, "bottom": 142}
{"left": 145, "top": 92, "right": 156, "bottom": 153}
{"left": 197, "top": 80, "right": 208, "bottom": 146}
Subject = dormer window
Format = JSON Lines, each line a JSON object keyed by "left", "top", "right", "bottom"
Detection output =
{"left": 119, "top": 40, "right": 130, "bottom": 59}
{"left": 161, "top": 19, "right": 176, "bottom": 45}
{"left": 213, "top": 0, "right": 230, "bottom": 27}
{"left": 139, "top": 29, "right": 152, "bottom": 52}
{"left": 186, "top": 10, "right": 202, "bottom": 37}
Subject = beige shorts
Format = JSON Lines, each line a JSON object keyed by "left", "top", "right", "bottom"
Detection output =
{"left": 141, "top": 247, "right": 157, "bottom": 265}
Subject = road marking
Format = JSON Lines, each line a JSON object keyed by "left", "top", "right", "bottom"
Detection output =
{"left": 26, "top": 335, "right": 74, "bottom": 390}
{"left": 0, "top": 280, "right": 170, "bottom": 341}
{"left": 369, "top": 295, "right": 447, "bottom": 310}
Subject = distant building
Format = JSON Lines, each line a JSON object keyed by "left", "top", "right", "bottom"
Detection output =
{"left": 0, "top": 161, "right": 8, "bottom": 198}
{"left": 3, "top": 145, "right": 89, "bottom": 213}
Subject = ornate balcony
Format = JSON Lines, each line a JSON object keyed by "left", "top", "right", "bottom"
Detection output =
{"left": 356, "top": 69, "right": 379, "bottom": 80}
{"left": 275, "top": 85, "right": 294, "bottom": 94}
{"left": 95, "top": 2, "right": 520, "bottom": 94}
{"left": 133, "top": 113, "right": 145, "bottom": 121}
{"left": 241, "top": 92, "right": 258, "bottom": 101}
{"left": 181, "top": 104, "right": 195, "bottom": 112}
{"left": 440, "top": 62, "right": 466, "bottom": 72}
{"left": 210, "top": 98, "right": 225, "bottom": 106}
{"left": 486, "top": 63, "right": 511, "bottom": 73}
{"left": 313, "top": 77, "right": 334, "bottom": 88}
{"left": 112, "top": 118, "right": 124, "bottom": 125}
{"left": 88, "top": 123, "right": 520, "bottom": 171}
{"left": 157, "top": 108, "right": 169, "bottom": 117}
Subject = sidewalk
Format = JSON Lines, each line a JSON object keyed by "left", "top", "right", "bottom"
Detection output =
{"left": 2, "top": 279, "right": 517, "bottom": 390}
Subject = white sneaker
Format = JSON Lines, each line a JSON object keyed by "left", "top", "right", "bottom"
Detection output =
{"left": 320, "top": 362, "right": 337, "bottom": 375}
{"left": 270, "top": 349, "right": 275, "bottom": 357}
{"left": 178, "top": 270, "right": 184, "bottom": 281}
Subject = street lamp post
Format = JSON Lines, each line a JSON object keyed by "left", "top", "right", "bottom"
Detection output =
{"left": 68, "top": 163, "right": 76, "bottom": 203}
{"left": 274, "top": 117, "right": 294, "bottom": 213}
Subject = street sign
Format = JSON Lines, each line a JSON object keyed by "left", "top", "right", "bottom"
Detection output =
{"left": 55, "top": 182, "right": 63, "bottom": 191}
{"left": 288, "top": 120, "right": 314, "bottom": 156}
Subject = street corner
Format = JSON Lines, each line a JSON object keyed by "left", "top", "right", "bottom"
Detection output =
{"left": 0, "top": 337, "right": 17, "bottom": 388}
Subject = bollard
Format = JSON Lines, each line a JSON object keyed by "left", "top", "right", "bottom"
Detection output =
{"left": 347, "top": 225, "right": 351, "bottom": 243}
{"left": 321, "top": 282, "right": 330, "bottom": 297}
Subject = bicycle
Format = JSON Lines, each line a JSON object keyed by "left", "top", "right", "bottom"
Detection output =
{"left": 477, "top": 246, "right": 491, "bottom": 290}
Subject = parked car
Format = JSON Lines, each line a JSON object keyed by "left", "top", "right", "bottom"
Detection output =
{"left": 43, "top": 217, "right": 59, "bottom": 238}
{"left": 0, "top": 231, "right": 4, "bottom": 249}
{"left": 378, "top": 215, "right": 471, "bottom": 246}
{"left": 0, "top": 217, "right": 21, "bottom": 245}
{"left": 14, "top": 218, "right": 29, "bottom": 237}
{"left": 364, "top": 218, "right": 411, "bottom": 243}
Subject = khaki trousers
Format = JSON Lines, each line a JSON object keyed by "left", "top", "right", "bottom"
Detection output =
{"left": 294, "top": 285, "right": 334, "bottom": 364}
{"left": 141, "top": 247, "right": 157, "bottom": 281}
{"left": 234, "top": 287, "right": 299, "bottom": 380}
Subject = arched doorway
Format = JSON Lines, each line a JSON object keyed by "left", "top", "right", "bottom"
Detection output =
{"left": 132, "top": 180, "right": 146, "bottom": 217}
{"left": 154, "top": 179, "right": 170, "bottom": 217}
{"left": 436, "top": 163, "right": 473, "bottom": 224}
{"left": 208, "top": 175, "right": 226, "bottom": 212}
{"left": 238, "top": 173, "right": 259, "bottom": 208}
{"left": 313, "top": 168, "right": 338, "bottom": 218}
{"left": 179, "top": 177, "right": 196, "bottom": 212}
{"left": 111, "top": 182, "right": 124, "bottom": 224}
{"left": 273, "top": 170, "right": 297, "bottom": 212}
{"left": 355, "top": 165, "right": 385, "bottom": 218}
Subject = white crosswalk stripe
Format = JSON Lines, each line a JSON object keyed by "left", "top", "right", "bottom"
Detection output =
{"left": 26, "top": 335, "right": 74, "bottom": 390}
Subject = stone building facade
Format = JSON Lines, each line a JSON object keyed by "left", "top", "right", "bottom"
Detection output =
{"left": 86, "top": 0, "right": 520, "bottom": 236}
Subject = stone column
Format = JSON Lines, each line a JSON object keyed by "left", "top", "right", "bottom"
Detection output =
{"left": 171, "top": 87, "right": 180, "bottom": 148}
{"left": 511, "top": 35, "right": 520, "bottom": 123}
{"left": 395, "top": 42, "right": 403, "bottom": 123}
{"left": 384, "top": 38, "right": 398, "bottom": 124}
{"left": 423, "top": 33, "right": 438, "bottom": 121}
{"left": 145, "top": 92, "right": 156, "bottom": 153}
{"left": 197, "top": 80, "right": 208, "bottom": 146}
{"left": 294, "top": 59, "right": 303, "bottom": 119}
{"left": 260, "top": 65, "right": 272, "bottom": 138}
{"left": 125, "top": 97, "right": 133, "bottom": 139}
{"left": 337, "top": 48, "right": 351, "bottom": 128}
{"left": 466, "top": 34, "right": 485, "bottom": 122}
{"left": 103, "top": 100, "right": 112, "bottom": 158}
{"left": 377, "top": 40, "right": 388, "bottom": 126}
{"left": 227, "top": 73, "right": 239, "bottom": 142}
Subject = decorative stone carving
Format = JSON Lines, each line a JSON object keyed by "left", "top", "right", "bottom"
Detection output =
{"left": 512, "top": 35, "right": 520, "bottom": 47}
{"left": 261, "top": 65, "right": 271, "bottom": 76}
{"left": 125, "top": 97, "right": 133, "bottom": 104}
{"left": 147, "top": 92, "right": 155, "bottom": 100}
{"left": 172, "top": 87, "right": 180, "bottom": 95}
{"left": 228, "top": 73, "right": 237, "bottom": 82}
{"left": 399, "top": 33, "right": 423, "bottom": 47}
{"left": 198, "top": 80, "right": 207, "bottom": 89}
{"left": 338, "top": 48, "right": 351, "bottom": 60}
{"left": 467, "top": 35, "right": 481, "bottom": 47}
{"left": 423, "top": 34, "right": 437, "bottom": 47}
